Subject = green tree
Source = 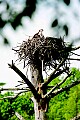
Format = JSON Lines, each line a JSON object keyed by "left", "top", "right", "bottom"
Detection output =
{"left": 7, "top": 30, "right": 80, "bottom": 120}
{"left": 0, "top": 92, "right": 34, "bottom": 120}
{"left": 47, "top": 68, "right": 80, "bottom": 120}
{"left": 0, "top": 68, "right": 80, "bottom": 120}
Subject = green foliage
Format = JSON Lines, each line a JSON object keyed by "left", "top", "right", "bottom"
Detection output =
{"left": 0, "top": 92, "right": 34, "bottom": 120}
{"left": 63, "top": 0, "right": 70, "bottom": 6}
{"left": 47, "top": 83, "right": 80, "bottom": 120}
{"left": 61, "top": 68, "right": 80, "bottom": 88}
{"left": 0, "top": 82, "right": 6, "bottom": 86}
{"left": 0, "top": 99, "right": 13, "bottom": 119}
{"left": 47, "top": 68, "right": 80, "bottom": 120}
{"left": 12, "top": 93, "right": 34, "bottom": 120}
{"left": 4, "top": 38, "right": 10, "bottom": 45}
{"left": 63, "top": 25, "right": 68, "bottom": 36}
{"left": 0, "top": 68, "right": 80, "bottom": 120}
{"left": 52, "top": 19, "right": 58, "bottom": 27}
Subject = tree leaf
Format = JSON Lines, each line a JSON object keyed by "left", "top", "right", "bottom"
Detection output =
{"left": 51, "top": 19, "right": 58, "bottom": 27}
{"left": 0, "top": 82, "right": 6, "bottom": 86}
{"left": 11, "top": 13, "right": 22, "bottom": 29}
{"left": 0, "top": 18, "right": 6, "bottom": 28}
{"left": 63, "top": 0, "right": 70, "bottom": 6}
{"left": 25, "top": 0, "right": 37, "bottom": 18}
{"left": 63, "top": 25, "right": 68, "bottom": 36}
{"left": 4, "top": 38, "right": 10, "bottom": 45}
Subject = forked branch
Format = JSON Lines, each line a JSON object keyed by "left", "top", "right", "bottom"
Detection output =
{"left": 44, "top": 73, "right": 72, "bottom": 98}
{"left": 8, "top": 61, "right": 39, "bottom": 100}
{"left": 42, "top": 59, "right": 68, "bottom": 89}
{"left": 50, "top": 79, "right": 80, "bottom": 98}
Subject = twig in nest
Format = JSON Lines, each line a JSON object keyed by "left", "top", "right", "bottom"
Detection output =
{"left": 13, "top": 29, "right": 72, "bottom": 75}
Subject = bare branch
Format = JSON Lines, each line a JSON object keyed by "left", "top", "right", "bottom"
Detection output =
{"left": 0, "top": 87, "right": 30, "bottom": 92}
{"left": 71, "top": 52, "right": 80, "bottom": 56}
{"left": 18, "top": 80, "right": 26, "bottom": 84}
{"left": 71, "top": 113, "right": 80, "bottom": 120}
{"left": 44, "top": 73, "right": 72, "bottom": 98}
{"left": 0, "top": 91, "right": 28, "bottom": 100}
{"left": 69, "top": 58, "right": 80, "bottom": 61}
{"left": 72, "top": 46, "right": 80, "bottom": 51}
{"left": 15, "top": 83, "right": 26, "bottom": 87}
{"left": 0, "top": 96, "right": 15, "bottom": 100}
{"left": 50, "top": 80, "right": 80, "bottom": 98}
{"left": 13, "top": 90, "right": 29, "bottom": 99}
{"left": 15, "top": 112, "right": 25, "bottom": 120}
{"left": 42, "top": 65, "right": 67, "bottom": 89}
{"left": 8, "top": 61, "right": 39, "bottom": 100}
{"left": 47, "top": 86, "right": 55, "bottom": 89}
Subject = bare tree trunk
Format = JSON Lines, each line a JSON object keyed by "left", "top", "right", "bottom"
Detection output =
{"left": 32, "top": 97, "right": 47, "bottom": 120}
{"left": 30, "top": 65, "right": 47, "bottom": 120}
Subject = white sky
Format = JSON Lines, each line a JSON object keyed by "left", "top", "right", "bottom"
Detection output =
{"left": 0, "top": 0, "right": 80, "bottom": 89}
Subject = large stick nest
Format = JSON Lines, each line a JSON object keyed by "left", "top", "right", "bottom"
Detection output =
{"left": 13, "top": 29, "right": 72, "bottom": 71}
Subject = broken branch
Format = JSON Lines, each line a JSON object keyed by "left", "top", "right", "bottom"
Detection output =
{"left": 8, "top": 61, "right": 39, "bottom": 100}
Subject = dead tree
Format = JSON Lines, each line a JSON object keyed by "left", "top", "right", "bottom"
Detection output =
{"left": 7, "top": 29, "right": 80, "bottom": 120}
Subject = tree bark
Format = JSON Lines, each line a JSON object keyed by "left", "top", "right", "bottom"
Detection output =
{"left": 15, "top": 112, "right": 25, "bottom": 120}
{"left": 30, "top": 65, "right": 47, "bottom": 120}
{"left": 32, "top": 97, "right": 47, "bottom": 120}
